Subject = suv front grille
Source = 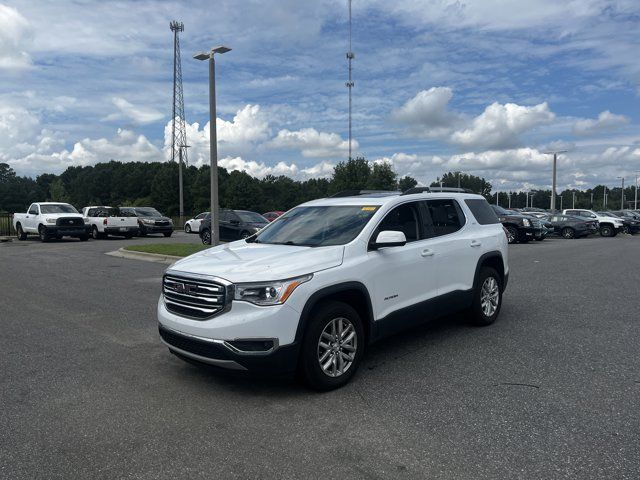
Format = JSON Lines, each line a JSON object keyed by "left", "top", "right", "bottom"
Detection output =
{"left": 163, "top": 274, "right": 227, "bottom": 319}
{"left": 56, "top": 217, "right": 84, "bottom": 227}
{"left": 531, "top": 219, "right": 541, "bottom": 228}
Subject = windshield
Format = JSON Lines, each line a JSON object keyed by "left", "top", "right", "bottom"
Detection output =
{"left": 40, "top": 204, "right": 78, "bottom": 214}
{"left": 492, "top": 205, "right": 510, "bottom": 215}
{"left": 251, "top": 205, "right": 379, "bottom": 247}
{"left": 135, "top": 208, "right": 163, "bottom": 217}
{"left": 236, "top": 211, "right": 268, "bottom": 223}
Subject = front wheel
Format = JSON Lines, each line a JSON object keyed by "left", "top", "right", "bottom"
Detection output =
{"left": 38, "top": 225, "right": 49, "bottom": 243}
{"left": 78, "top": 234, "right": 89, "bottom": 241}
{"left": 622, "top": 225, "right": 630, "bottom": 235}
{"left": 200, "top": 229, "right": 211, "bottom": 245}
{"left": 300, "top": 301, "right": 364, "bottom": 391}
{"left": 469, "top": 267, "right": 502, "bottom": 326}
{"left": 600, "top": 225, "right": 614, "bottom": 237}
{"left": 163, "top": 231, "right": 172, "bottom": 238}
{"left": 505, "top": 226, "right": 518, "bottom": 244}
{"left": 16, "top": 224, "right": 27, "bottom": 241}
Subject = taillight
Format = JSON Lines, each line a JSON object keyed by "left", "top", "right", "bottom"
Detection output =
{"left": 103, "top": 218, "right": 108, "bottom": 226}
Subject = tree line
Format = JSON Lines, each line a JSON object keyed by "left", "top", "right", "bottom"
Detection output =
{"left": 1, "top": 159, "right": 634, "bottom": 215}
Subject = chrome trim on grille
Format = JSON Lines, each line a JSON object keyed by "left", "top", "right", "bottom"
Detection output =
{"left": 162, "top": 271, "right": 233, "bottom": 320}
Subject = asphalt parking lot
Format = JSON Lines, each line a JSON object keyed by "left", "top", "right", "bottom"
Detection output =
{"left": 1, "top": 233, "right": 639, "bottom": 479}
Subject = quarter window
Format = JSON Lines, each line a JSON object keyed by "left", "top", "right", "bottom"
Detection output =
{"left": 464, "top": 199, "right": 499, "bottom": 225}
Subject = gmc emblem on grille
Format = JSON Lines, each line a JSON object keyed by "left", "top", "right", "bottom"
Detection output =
{"left": 172, "top": 282, "right": 193, "bottom": 295}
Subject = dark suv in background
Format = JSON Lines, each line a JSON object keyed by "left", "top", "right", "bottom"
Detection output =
{"left": 120, "top": 207, "right": 174, "bottom": 237}
{"left": 491, "top": 205, "right": 543, "bottom": 244}
{"left": 199, "top": 209, "right": 269, "bottom": 244}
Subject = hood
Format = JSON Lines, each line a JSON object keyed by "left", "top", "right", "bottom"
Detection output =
{"left": 168, "top": 241, "right": 344, "bottom": 283}
{"left": 42, "top": 213, "right": 84, "bottom": 219}
{"left": 597, "top": 215, "right": 624, "bottom": 224}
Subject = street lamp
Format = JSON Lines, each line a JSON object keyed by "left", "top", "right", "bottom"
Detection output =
{"left": 544, "top": 150, "right": 567, "bottom": 212}
{"left": 635, "top": 173, "right": 639, "bottom": 210}
{"left": 617, "top": 176, "right": 625, "bottom": 210}
{"left": 194, "top": 45, "right": 231, "bottom": 245}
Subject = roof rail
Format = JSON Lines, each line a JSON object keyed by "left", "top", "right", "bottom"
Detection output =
{"left": 329, "top": 190, "right": 399, "bottom": 198}
{"left": 401, "top": 186, "right": 475, "bottom": 196}
{"left": 401, "top": 187, "right": 430, "bottom": 195}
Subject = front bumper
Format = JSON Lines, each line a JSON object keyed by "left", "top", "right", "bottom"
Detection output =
{"left": 520, "top": 226, "right": 542, "bottom": 239}
{"left": 43, "top": 225, "right": 88, "bottom": 236}
{"left": 159, "top": 324, "right": 299, "bottom": 375}
{"left": 140, "top": 223, "right": 173, "bottom": 233}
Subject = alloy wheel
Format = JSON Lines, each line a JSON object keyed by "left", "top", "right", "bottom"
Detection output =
{"left": 480, "top": 277, "right": 500, "bottom": 317}
{"left": 317, "top": 317, "right": 357, "bottom": 378}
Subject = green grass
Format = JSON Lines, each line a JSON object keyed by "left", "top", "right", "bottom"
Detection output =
{"left": 124, "top": 243, "right": 210, "bottom": 257}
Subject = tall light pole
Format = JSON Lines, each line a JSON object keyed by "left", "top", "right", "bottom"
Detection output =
{"left": 560, "top": 194, "right": 563, "bottom": 211}
{"left": 194, "top": 46, "right": 231, "bottom": 246}
{"left": 590, "top": 191, "right": 594, "bottom": 208}
{"left": 508, "top": 192, "right": 511, "bottom": 209}
{"left": 635, "top": 173, "right": 638, "bottom": 210}
{"left": 495, "top": 191, "right": 499, "bottom": 206}
{"left": 572, "top": 190, "right": 576, "bottom": 209}
{"left": 604, "top": 186, "right": 608, "bottom": 209}
{"left": 346, "top": 0, "right": 354, "bottom": 160}
{"left": 544, "top": 150, "right": 567, "bottom": 212}
{"left": 617, "top": 176, "right": 625, "bottom": 210}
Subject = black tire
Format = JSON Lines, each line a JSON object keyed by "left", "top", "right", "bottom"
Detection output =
{"left": 240, "top": 230, "right": 250, "bottom": 239}
{"left": 600, "top": 224, "right": 614, "bottom": 237}
{"left": 622, "top": 225, "right": 630, "bottom": 235}
{"left": 184, "top": 224, "right": 191, "bottom": 233}
{"left": 78, "top": 234, "right": 89, "bottom": 241}
{"left": 91, "top": 226, "right": 101, "bottom": 240}
{"left": 534, "top": 236, "right": 545, "bottom": 241}
{"left": 16, "top": 223, "right": 27, "bottom": 241}
{"left": 300, "top": 301, "right": 364, "bottom": 391}
{"left": 138, "top": 225, "right": 147, "bottom": 237}
{"left": 38, "top": 225, "right": 49, "bottom": 243}
{"left": 469, "top": 267, "right": 503, "bottom": 326}
{"left": 200, "top": 229, "right": 211, "bottom": 245}
{"left": 124, "top": 233, "right": 133, "bottom": 239}
{"left": 163, "top": 231, "right": 172, "bottom": 238}
{"left": 561, "top": 227, "right": 575, "bottom": 239}
{"left": 505, "top": 226, "right": 518, "bottom": 244}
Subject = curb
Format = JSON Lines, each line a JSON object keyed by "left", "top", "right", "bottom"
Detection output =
{"left": 105, "top": 247, "right": 182, "bottom": 265}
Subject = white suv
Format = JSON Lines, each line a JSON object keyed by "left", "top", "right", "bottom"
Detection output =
{"left": 562, "top": 209, "right": 624, "bottom": 237}
{"left": 157, "top": 190, "right": 509, "bottom": 390}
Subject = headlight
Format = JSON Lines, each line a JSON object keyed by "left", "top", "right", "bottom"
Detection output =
{"left": 522, "top": 218, "right": 531, "bottom": 227}
{"left": 234, "top": 274, "right": 312, "bottom": 306}
{"left": 46, "top": 218, "right": 56, "bottom": 223}
{"left": 141, "top": 218, "right": 155, "bottom": 224}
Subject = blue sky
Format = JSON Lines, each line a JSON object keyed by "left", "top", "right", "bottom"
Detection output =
{"left": 1, "top": 0, "right": 639, "bottom": 191}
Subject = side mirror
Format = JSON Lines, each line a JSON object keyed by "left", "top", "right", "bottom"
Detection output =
{"left": 371, "top": 230, "right": 407, "bottom": 250}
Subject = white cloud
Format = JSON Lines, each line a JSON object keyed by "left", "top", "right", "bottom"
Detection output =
{"left": 269, "top": 128, "right": 357, "bottom": 158}
{"left": 104, "top": 97, "right": 164, "bottom": 125}
{"left": 392, "top": 87, "right": 458, "bottom": 137}
{"left": 217, "top": 104, "right": 270, "bottom": 147}
{"left": 0, "top": 5, "right": 32, "bottom": 70}
{"left": 218, "top": 156, "right": 334, "bottom": 180}
{"left": 450, "top": 102, "right": 555, "bottom": 150}
{"left": 572, "top": 110, "right": 629, "bottom": 136}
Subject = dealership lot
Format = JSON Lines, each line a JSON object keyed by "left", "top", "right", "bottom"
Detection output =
{"left": 1, "top": 235, "right": 639, "bottom": 479}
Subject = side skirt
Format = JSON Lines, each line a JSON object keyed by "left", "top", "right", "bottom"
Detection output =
{"left": 372, "top": 289, "right": 473, "bottom": 341}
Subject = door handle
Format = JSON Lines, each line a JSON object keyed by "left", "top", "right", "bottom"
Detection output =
{"left": 470, "top": 240, "right": 482, "bottom": 247}
{"left": 421, "top": 248, "right": 434, "bottom": 257}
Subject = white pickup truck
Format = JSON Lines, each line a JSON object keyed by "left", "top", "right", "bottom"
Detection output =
{"left": 13, "top": 202, "right": 89, "bottom": 242}
{"left": 82, "top": 206, "right": 139, "bottom": 239}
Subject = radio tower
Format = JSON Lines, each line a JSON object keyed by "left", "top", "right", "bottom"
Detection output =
{"left": 346, "top": 0, "right": 354, "bottom": 160}
{"left": 170, "top": 20, "right": 188, "bottom": 224}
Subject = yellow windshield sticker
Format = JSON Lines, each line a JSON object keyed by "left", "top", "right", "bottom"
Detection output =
{"left": 361, "top": 206, "right": 377, "bottom": 211}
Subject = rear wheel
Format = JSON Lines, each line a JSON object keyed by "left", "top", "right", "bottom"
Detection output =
{"left": 562, "top": 227, "right": 575, "bottom": 239}
{"left": 138, "top": 225, "right": 147, "bottom": 237}
{"left": 78, "top": 234, "right": 88, "bottom": 241}
{"left": 163, "top": 231, "right": 172, "bottom": 238}
{"left": 124, "top": 233, "right": 133, "bottom": 239}
{"left": 184, "top": 224, "right": 191, "bottom": 233}
{"left": 16, "top": 224, "right": 27, "bottom": 241}
{"left": 91, "top": 226, "right": 101, "bottom": 240}
{"left": 38, "top": 225, "right": 49, "bottom": 242}
{"left": 300, "top": 301, "right": 364, "bottom": 391}
{"left": 505, "top": 226, "right": 518, "bottom": 244}
{"left": 469, "top": 267, "right": 502, "bottom": 326}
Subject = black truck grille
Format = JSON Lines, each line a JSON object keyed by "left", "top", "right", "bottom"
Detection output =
{"left": 56, "top": 217, "right": 84, "bottom": 227}
{"left": 163, "top": 274, "right": 227, "bottom": 319}
{"left": 531, "top": 219, "right": 542, "bottom": 229}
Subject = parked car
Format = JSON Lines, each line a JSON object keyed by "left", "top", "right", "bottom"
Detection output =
{"left": 184, "top": 212, "right": 209, "bottom": 233}
{"left": 491, "top": 205, "right": 543, "bottom": 244}
{"left": 199, "top": 209, "right": 269, "bottom": 244}
{"left": 543, "top": 214, "right": 598, "bottom": 238}
{"left": 13, "top": 202, "right": 88, "bottom": 242}
{"left": 263, "top": 211, "right": 285, "bottom": 222}
{"left": 601, "top": 211, "right": 640, "bottom": 234}
{"left": 520, "top": 212, "right": 552, "bottom": 241}
{"left": 159, "top": 191, "right": 509, "bottom": 390}
{"left": 119, "top": 207, "right": 173, "bottom": 237}
{"left": 563, "top": 209, "right": 624, "bottom": 237}
{"left": 82, "top": 206, "right": 139, "bottom": 239}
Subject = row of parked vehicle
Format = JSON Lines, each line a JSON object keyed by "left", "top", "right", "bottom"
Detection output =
{"left": 12, "top": 202, "right": 175, "bottom": 241}
{"left": 183, "top": 210, "right": 284, "bottom": 244}
{"left": 491, "top": 204, "right": 639, "bottom": 243}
